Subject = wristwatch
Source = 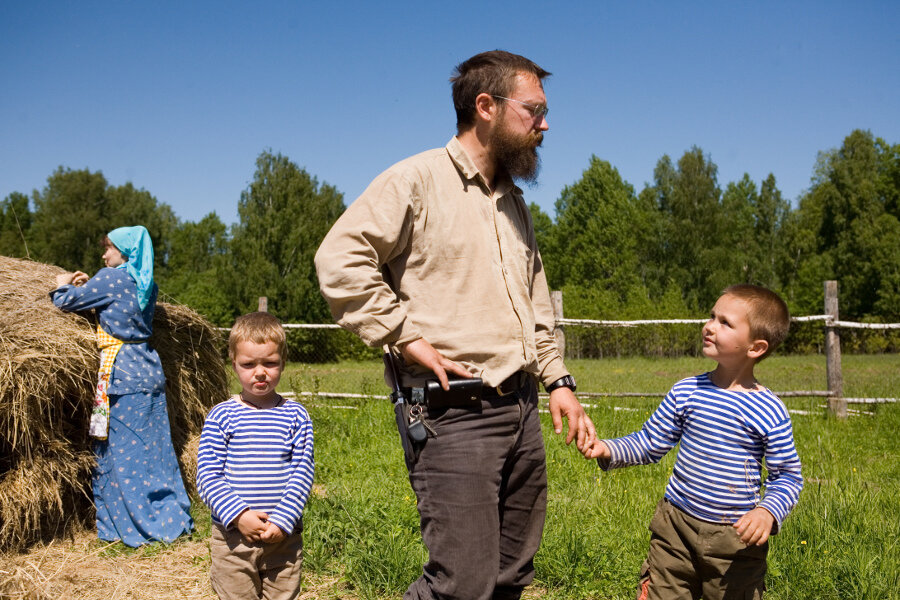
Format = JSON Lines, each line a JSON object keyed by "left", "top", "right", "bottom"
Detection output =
{"left": 545, "top": 375, "right": 576, "bottom": 393}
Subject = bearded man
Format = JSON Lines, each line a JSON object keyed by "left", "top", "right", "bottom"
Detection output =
{"left": 315, "top": 50, "right": 597, "bottom": 600}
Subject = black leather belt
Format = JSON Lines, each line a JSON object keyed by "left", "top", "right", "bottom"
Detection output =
{"left": 483, "top": 371, "right": 529, "bottom": 397}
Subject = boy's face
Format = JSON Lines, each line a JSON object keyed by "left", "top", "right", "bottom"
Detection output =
{"left": 702, "top": 294, "right": 760, "bottom": 367}
{"left": 232, "top": 340, "right": 284, "bottom": 402}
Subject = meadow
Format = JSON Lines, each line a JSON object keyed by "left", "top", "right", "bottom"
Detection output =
{"left": 282, "top": 354, "right": 900, "bottom": 599}
{"left": 6, "top": 354, "right": 897, "bottom": 599}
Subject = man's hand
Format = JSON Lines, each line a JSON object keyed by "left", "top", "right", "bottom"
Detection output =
{"left": 235, "top": 509, "right": 269, "bottom": 543}
{"left": 733, "top": 507, "right": 775, "bottom": 546}
{"left": 260, "top": 521, "right": 287, "bottom": 544}
{"left": 548, "top": 387, "right": 597, "bottom": 453}
{"left": 399, "top": 338, "right": 472, "bottom": 390}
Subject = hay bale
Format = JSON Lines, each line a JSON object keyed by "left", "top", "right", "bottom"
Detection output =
{"left": 0, "top": 256, "right": 227, "bottom": 551}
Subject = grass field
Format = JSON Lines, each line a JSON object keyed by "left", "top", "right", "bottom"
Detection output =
{"left": 6, "top": 354, "right": 899, "bottom": 599}
{"left": 285, "top": 354, "right": 900, "bottom": 599}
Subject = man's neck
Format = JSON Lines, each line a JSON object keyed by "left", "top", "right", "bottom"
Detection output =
{"left": 456, "top": 127, "right": 497, "bottom": 190}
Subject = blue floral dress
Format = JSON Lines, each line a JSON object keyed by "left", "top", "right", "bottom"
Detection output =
{"left": 51, "top": 267, "right": 193, "bottom": 546}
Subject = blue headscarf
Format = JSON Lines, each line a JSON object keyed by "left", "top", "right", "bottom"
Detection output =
{"left": 107, "top": 226, "right": 155, "bottom": 311}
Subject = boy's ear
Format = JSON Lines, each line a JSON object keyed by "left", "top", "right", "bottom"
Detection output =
{"left": 747, "top": 339, "right": 769, "bottom": 360}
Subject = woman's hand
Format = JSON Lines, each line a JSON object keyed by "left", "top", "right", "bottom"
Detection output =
{"left": 55, "top": 271, "right": 89, "bottom": 287}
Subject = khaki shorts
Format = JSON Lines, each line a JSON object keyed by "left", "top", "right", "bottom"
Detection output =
{"left": 636, "top": 499, "right": 768, "bottom": 600}
{"left": 210, "top": 523, "right": 303, "bottom": 600}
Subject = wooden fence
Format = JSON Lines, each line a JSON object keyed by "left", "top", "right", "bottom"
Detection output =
{"left": 259, "top": 280, "right": 899, "bottom": 418}
{"left": 550, "top": 281, "right": 900, "bottom": 417}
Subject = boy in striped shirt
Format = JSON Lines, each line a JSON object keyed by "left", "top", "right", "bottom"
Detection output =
{"left": 588, "top": 285, "right": 803, "bottom": 600}
{"left": 197, "top": 312, "right": 314, "bottom": 600}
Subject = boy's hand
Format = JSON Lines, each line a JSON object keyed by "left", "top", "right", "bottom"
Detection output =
{"left": 260, "top": 521, "right": 287, "bottom": 544}
{"left": 548, "top": 388, "right": 597, "bottom": 453}
{"left": 733, "top": 507, "right": 775, "bottom": 546}
{"left": 584, "top": 439, "right": 611, "bottom": 460}
{"left": 235, "top": 509, "right": 269, "bottom": 543}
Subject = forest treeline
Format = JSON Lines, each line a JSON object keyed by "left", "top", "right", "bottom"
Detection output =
{"left": 2, "top": 129, "right": 898, "bottom": 340}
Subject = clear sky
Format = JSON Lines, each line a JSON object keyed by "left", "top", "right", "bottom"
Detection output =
{"left": 2, "top": 1, "right": 899, "bottom": 226}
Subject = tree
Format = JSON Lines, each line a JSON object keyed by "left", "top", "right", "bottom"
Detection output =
{"left": 157, "top": 213, "right": 233, "bottom": 325}
{"left": 229, "top": 150, "right": 345, "bottom": 322}
{"left": 528, "top": 202, "right": 554, "bottom": 266}
{"left": 643, "top": 148, "right": 729, "bottom": 310}
{"left": 782, "top": 130, "right": 900, "bottom": 319}
{"left": 750, "top": 174, "right": 790, "bottom": 289}
{"left": 720, "top": 174, "right": 757, "bottom": 283}
{"left": 29, "top": 168, "right": 110, "bottom": 271}
{"left": 28, "top": 167, "right": 177, "bottom": 273}
{"left": 549, "top": 156, "right": 646, "bottom": 306}
{"left": 0, "top": 192, "right": 32, "bottom": 258}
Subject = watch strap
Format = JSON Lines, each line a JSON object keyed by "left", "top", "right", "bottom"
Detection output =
{"left": 545, "top": 374, "right": 576, "bottom": 393}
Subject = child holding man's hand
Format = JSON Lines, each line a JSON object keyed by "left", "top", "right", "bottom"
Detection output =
{"left": 587, "top": 285, "right": 803, "bottom": 600}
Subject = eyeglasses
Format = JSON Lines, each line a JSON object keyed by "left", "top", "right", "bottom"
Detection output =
{"left": 492, "top": 95, "right": 549, "bottom": 119}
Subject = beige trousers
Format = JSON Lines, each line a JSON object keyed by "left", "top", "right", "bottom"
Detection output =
{"left": 210, "top": 523, "right": 303, "bottom": 600}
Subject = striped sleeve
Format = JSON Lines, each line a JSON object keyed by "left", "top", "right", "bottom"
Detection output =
{"left": 266, "top": 408, "right": 315, "bottom": 534}
{"left": 196, "top": 406, "right": 249, "bottom": 528}
{"left": 599, "top": 387, "right": 684, "bottom": 470}
{"left": 758, "top": 417, "right": 803, "bottom": 529}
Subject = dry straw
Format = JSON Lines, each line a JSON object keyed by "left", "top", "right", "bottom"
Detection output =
{"left": 0, "top": 256, "right": 227, "bottom": 552}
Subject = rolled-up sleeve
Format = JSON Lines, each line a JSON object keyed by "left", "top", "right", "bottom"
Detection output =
{"left": 314, "top": 169, "right": 422, "bottom": 348}
{"left": 530, "top": 247, "right": 568, "bottom": 387}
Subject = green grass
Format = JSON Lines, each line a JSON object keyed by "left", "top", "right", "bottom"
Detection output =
{"left": 219, "top": 354, "right": 900, "bottom": 598}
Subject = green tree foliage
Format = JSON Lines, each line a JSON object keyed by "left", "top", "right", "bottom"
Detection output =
{"left": 642, "top": 148, "right": 733, "bottom": 310}
{"left": 751, "top": 174, "right": 790, "bottom": 288}
{"left": 528, "top": 202, "right": 553, "bottom": 270}
{"left": 5, "top": 128, "right": 897, "bottom": 351}
{"left": 0, "top": 192, "right": 32, "bottom": 258}
{"left": 782, "top": 130, "right": 900, "bottom": 319}
{"left": 229, "top": 150, "right": 344, "bottom": 322}
{"left": 549, "top": 156, "right": 645, "bottom": 302}
{"left": 157, "top": 213, "right": 233, "bottom": 325}
{"left": 28, "top": 167, "right": 177, "bottom": 273}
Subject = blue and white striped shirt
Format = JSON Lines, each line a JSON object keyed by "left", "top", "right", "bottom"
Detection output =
{"left": 197, "top": 397, "right": 315, "bottom": 534}
{"left": 600, "top": 373, "right": 803, "bottom": 529}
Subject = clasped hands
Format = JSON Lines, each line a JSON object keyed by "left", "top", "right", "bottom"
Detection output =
{"left": 235, "top": 509, "right": 287, "bottom": 544}
{"left": 398, "top": 338, "right": 598, "bottom": 457}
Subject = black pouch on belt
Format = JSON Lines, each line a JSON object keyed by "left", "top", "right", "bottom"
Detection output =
{"left": 424, "top": 378, "right": 483, "bottom": 409}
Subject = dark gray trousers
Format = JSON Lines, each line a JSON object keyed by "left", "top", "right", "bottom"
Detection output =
{"left": 401, "top": 379, "right": 547, "bottom": 600}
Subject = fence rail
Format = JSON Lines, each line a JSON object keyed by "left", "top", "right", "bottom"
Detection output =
{"left": 549, "top": 282, "right": 899, "bottom": 416}
{"left": 254, "top": 281, "right": 898, "bottom": 417}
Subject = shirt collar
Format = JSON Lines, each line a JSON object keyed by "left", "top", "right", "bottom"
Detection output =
{"left": 446, "top": 136, "right": 516, "bottom": 200}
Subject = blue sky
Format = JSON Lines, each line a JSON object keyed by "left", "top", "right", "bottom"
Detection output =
{"left": 2, "top": 1, "right": 899, "bottom": 226}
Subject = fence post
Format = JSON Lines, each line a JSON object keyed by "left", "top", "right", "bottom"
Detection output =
{"left": 551, "top": 290, "right": 565, "bottom": 359}
{"left": 258, "top": 296, "right": 268, "bottom": 312}
{"left": 824, "top": 280, "right": 846, "bottom": 418}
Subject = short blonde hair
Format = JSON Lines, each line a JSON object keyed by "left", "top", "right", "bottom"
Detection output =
{"left": 228, "top": 312, "right": 287, "bottom": 360}
{"left": 722, "top": 284, "right": 790, "bottom": 361}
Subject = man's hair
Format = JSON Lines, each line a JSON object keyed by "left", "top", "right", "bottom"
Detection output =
{"left": 722, "top": 284, "right": 791, "bottom": 361}
{"left": 451, "top": 50, "right": 550, "bottom": 132}
{"left": 228, "top": 312, "right": 287, "bottom": 360}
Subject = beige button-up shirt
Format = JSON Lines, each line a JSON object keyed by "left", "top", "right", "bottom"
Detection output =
{"left": 315, "top": 137, "right": 568, "bottom": 388}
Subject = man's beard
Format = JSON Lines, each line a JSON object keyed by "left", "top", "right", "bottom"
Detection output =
{"left": 490, "top": 119, "right": 543, "bottom": 185}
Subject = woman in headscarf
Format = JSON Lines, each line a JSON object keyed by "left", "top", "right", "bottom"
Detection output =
{"left": 51, "top": 225, "right": 193, "bottom": 547}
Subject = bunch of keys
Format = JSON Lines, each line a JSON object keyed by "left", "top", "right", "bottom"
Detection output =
{"left": 407, "top": 402, "right": 436, "bottom": 443}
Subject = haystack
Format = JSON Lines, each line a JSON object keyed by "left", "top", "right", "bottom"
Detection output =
{"left": 0, "top": 256, "right": 228, "bottom": 551}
